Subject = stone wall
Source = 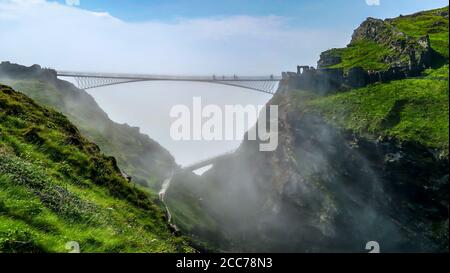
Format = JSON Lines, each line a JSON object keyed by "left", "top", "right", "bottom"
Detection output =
{"left": 281, "top": 12, "right": 447, "bottom": 95}
{"left": 281, "top": 62, "right": 427, "bottom": 95}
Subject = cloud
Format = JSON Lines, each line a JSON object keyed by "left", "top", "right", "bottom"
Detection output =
{"left": 0, "top": 0, "right": 351, "bottom": 165}
{"left": 365, "top": 0, "right": 380, "bottom": 6}
{"left": 0, "top": 0, "right": 348, "bottom": 75}
{"left": 65, "top": 0, "right": 79, "bottom": 6}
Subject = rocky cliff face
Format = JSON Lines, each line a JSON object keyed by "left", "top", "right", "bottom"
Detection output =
{"left": 167, "top": 7, "right": 449, "bottom": 252}
{"left": 350, "top": 17, "right": 436, "bottom": 69}
{"left": 318, "top": 10, "right": 446, "bottom": 71}
{"left": 175, "top": 89, "right": 447, "bottom": 252}
{"left": 287, "top": 8, "right": 448, "bottom": 96}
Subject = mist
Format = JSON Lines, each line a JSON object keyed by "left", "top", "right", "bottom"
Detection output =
{"left": 55, "top": 78, "right": 272, "bottom": 166}
{"left": 0, "top": 0, "right": 346, "bottom": 166}
{"left": 166, "top": 101, "right": 411, "bottom": 252}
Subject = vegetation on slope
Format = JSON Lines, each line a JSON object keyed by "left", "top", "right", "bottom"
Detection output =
{"left": 320, "top": 6, "right": 449, "bottom": 71}
{"left": 298, "top": 65, "right": 449, "bottom": 155}
{"left": 324, "top": 40, "right": 392, "bottom": 71}
{"left": 165, "top": 171, "right": 226, "bottom": 252}
{"left": 302, "top": 7, "right": 449, "bottom": 154}
{"left": 165, "top": 6, "right": 449, "bottom": 252}
{"left": 0, "top": 84, "right": 193, "bottom": 253}
{"left": 0, "top": 63, "right": 174, "bottom": 190}
{"left": 389, "top": 6, "right": 449, "bottom": 59}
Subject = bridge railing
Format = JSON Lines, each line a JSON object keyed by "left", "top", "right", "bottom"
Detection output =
{"left": 57, "top": 71, "right": 282, "bottom": 81}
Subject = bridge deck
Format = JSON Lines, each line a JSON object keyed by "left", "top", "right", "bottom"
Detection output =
{"left": 182, "top": 150, "right": 236, "bottom": 172}
{"left": 57, "top": 71, "right": 282, "bottom": 81}
{"left": 57, "top": 71, "right": 282, "bottom": 94}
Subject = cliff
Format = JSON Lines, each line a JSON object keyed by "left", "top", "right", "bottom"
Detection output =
{"left": 283, "top": 6, "right": 448, "bottom": 95}
{"left": 0, "top": 62, "right": 175, "bottom": 190}
{"left": 0, "top": 84, "right": 193, "bottom": 252}
{"left": 166, "top": 6, "right": 449, "bottom": 252}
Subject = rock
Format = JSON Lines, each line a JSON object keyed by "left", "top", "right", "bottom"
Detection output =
{"left": 317, "top": 50, "right": 342, "bottom": 68}
{"left": 351, "top": 17, "right": 387, "bottom": 44}
{"left": 352, "top": 17, "right": 440, "bottom": 69}
{"left": 172, "top": 91, "right": 448, "bottom": 252}
{"left": 283, "top": 22, "right": 442, "bottom": 94}
{"left": 347, "top": 67, "right": 368, "bottom": 88}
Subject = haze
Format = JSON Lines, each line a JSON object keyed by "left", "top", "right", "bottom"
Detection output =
{"left": 1, "top": 0, "right": 447, "bottom": 165}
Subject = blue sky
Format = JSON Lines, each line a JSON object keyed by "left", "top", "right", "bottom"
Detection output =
{"left": 0, "top": 0, "right": 448, "bottom": 164}
{"left": 1, "top": 0, "right": 448, "bottom": 75}
{"left": 54, "top": 0, "right": 448, "bottom": 28}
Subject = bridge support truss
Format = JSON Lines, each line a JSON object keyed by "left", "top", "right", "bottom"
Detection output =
{"left": 57, "top": 71, "right": 281, "bottom": 94}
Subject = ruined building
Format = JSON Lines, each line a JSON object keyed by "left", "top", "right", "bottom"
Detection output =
{"left": 281, "top": 15, "right": 445, "bottom": 95}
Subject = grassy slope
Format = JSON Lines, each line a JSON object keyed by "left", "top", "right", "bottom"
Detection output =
{"left": 0, "top": 84, "right": 193, "bottom": 253}
{"left": 169, "top": 6, "right": 449, "bottom": 251}
{"left": 304, "top": 65, "right": 449, "bottom": 154}
{"left": 326, "top": 6, "right": 449, "bottom": 71}
{"left": 298, "top": 7, "right": 449, "bottom": 154}
{"left": 165, "top": 172, "right": 224, "bottom": 251}
{"left": 327, "top": 40, "right": 392, "bottom": 71}
{"left": 389, "top": 6, "right": 449, "bottom": 59}
{"left": 0, "top": 76, "right": 173, "bottom": 190}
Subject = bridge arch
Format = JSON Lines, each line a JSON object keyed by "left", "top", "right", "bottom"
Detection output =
{"left": 57, "top": 71, "right": 281, "bottom": 95}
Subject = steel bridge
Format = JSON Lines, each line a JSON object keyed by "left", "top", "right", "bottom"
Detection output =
{"left": 57, "top": 71, "right": 282, "bottom": 95}
{"left": 182, "top": 150, "right": 236, "bottom": 172}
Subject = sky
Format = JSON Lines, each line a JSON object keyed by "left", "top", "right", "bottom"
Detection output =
{"left": 1, "top": 0, "right": 447, "bottom": 74}
{"left": 54, "top": 1, "right": 447, "bottom": 27}
{"left": 1, "top": 0, "right": 448, "bottom": 166}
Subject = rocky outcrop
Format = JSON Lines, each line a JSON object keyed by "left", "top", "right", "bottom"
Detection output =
{"left": 286, "top": 14, "right": 446, "bottom": 95}
{"left": 317, "top": 50, "right": 342, "bottom": 68}
{"left": 169, "top": 91, "right": 448, "bottom": 252}
{"left": 350, "top": 17, "right": 438, "bottom": 69}
{"left": 350, "top": 17, "right": 406, "bottom": 45}
{"left": 165, "top": 6, "right": 448, "bottom": 253}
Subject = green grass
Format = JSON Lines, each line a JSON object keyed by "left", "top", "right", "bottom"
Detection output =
{"left": 389, "top": 6, "right": 449, "bottom": 59}
{"left": 424, "top": 64, "right": 449, "bottom": 78}
{"left": 0, "top": 78, "right": 174, "bottom": 191}
{"left": 302, "top": 68, "right": 449, "bottom": 154}
{"left": 309, "top": 7, "right": 449, "bottom": 151}
{"left": 165, "top": 172, "right": 223, "bottom": 251}
{"left": 0, "top": 84, "right": 194, "bottom": 253}
{"left": 322, "top": 6, "right": 448, "bottom": 71}
{"left": 327, "top": 40, "right": 392, "bottom": 72}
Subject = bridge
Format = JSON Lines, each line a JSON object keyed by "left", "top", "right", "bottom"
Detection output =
{"left": 159, "top": 150, "right": 236, "bottom": 202}
{"left": 181, "top": 150, "right": 236, "bottom": 173}
{"left": 57, "top": 71, "right": 282, "bottom": 95}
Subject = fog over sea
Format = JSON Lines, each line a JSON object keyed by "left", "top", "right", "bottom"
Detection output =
{"left": 82, "top": 81, "right": 273, "bottom": 167}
